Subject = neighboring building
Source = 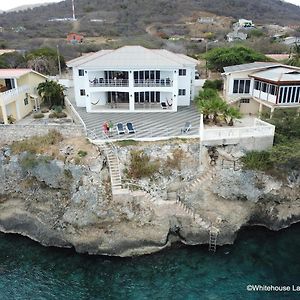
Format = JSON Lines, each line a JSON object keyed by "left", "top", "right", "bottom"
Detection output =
{"left": 283, "top": 36, "right": 300, "bottom": 46}
{"left": 266, "top": 54, "right": 290, "bottom": 61}
{"left": 227, "top": 31, "right": 247, "bottom": 42}
{"left": 198, "top": 17, "right": 214, "bottom": 24}
{"left": 222, "top": 62, "right": 300, "bottom": 115}
{"left": 67, "top": 45, "right": 198, "bottom": 113}
{"left": 67, "top": 32, "right": 84, "bottom": 44}
{"left": 0, "top": 69, "right": 47, "bottom": 124}
{"left": 0, "top": 27, "right": 3, "bottom": 33}
{"left": 238, "top": 19, "right": 254, "bottom": 28}
{"left": 0, "top": 49, "right": 17, "bottom": 56}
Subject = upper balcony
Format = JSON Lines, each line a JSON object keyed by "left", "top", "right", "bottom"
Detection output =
{"left": 134, "top": 78, "right": 173, "bottom": 87}
{"left": 89, "top": 78, "right": 129, "bottom": 87}
{"left": 0, "top": 85, "right": 30, "bottom": 105}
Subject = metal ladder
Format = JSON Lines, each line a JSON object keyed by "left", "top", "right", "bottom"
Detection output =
{"left": 209, "top": 227, "right": 219, "bottom": 252}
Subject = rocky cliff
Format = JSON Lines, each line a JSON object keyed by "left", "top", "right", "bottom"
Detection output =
{"left": 0, "top": 139, "right": 299, "bottom": 257}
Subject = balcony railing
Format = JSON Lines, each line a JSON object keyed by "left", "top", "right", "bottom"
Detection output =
{"left": 89, "top": 79, "right": 129, "bottom": 87}
{"left": 134, "top": 79, "right": 173, "bottom": 87}
{"left": 0, "top": 85, "right": 30, "bottom": 103}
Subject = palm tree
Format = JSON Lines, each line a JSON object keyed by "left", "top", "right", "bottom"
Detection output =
{"left": 37, "top": 80, "right": 66, "bottom": 108}
{"left": 224, "top": 106, "right": 241, "bottom": 126}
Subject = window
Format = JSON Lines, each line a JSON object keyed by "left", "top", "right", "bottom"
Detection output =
{"left": 80, "top": 89, "right": 86, "bottom": 96}
{"left": 254, "top": 80, "right": 260, "bottom": 90}
{"left": 269, "top": 85, "right": 277, "bottom": 95}
{"left": 233, "top": 80, "right": 239, "bottom": 93}
{"left": 233, "top": 79, "right": 251, "bottom": 94}
{"left": 179, "top": 69, "right": 186, "bottom": 76}
{"left": 179, "top": 89, "right": 186, "bottom": 96}
{"left": 261, "top": 83, "right": 267, "bottom": 93}
{"left": 240, "top": 99, "right": 250, "bottom": 103}
{"left": 78, "top": 69, "right": 84, "bottom": 76}
{"left": 24, "top": 98, "right": 29, "bottom": 105}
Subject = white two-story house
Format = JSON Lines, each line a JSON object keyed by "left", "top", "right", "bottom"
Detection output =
{"left": 222, "top": 62, "right": 300, "bottom": 116}
{"left": 67, "top": 46, "right": 198, "bottom": 113}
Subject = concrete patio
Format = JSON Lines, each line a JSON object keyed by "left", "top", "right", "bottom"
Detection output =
{"left": 67, "top": 95, "right": 201, "bottom": 140}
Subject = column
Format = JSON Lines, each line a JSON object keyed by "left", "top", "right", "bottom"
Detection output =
{"left": 128, "top": 71, "right": 135, "bottom": 111}
{"left": 1, "top": 105, "right": 8, "bottom": 124}
{"left": 258, "top": 103, "right": 263, "bottom": 119}
{"left": 172, "top": 70, "right": 178, "bottom": 112}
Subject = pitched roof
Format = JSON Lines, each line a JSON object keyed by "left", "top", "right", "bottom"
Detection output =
{"left": 67, "top": 46, "right": 198, "bottom": 69}
{"left": 250, "top": 66, "right": 300, "bottom": 83}
{"left": 223, "top": 62, "right": 282, "bottom": 74}
{"left": 0, "top": 69, "right": 47, "bottom": 79}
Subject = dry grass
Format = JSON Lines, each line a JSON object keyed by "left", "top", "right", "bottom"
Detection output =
{"left": 11, "top": 130, "right": 63, "bottom": 154}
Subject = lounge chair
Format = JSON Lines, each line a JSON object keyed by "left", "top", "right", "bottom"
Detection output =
{"left": 181, "top": 122, "right": 192, "bottom": 134}
{"left": 116, "top": 123, "right": 125, "bottom": 135}
{"left": 160, "top": 102, "right": 167, "bottom": 109}
{"left": 126, "top": 122, "right": 135, "bottom": 134}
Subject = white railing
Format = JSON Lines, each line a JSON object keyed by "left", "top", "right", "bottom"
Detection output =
{"left": 65, "top": 96, "right": 87, "bottom": 133}
{"left": 202, "top": 118, "right": 275, "bottom": 141}
{"left": 134, "top": 79, "right": 173, "bottom": 87}
{"left": 0, "top": 85, "right": 30, "bottom": 102}
{"left": 89, "top": 79, "right": 129, "bottom": 87}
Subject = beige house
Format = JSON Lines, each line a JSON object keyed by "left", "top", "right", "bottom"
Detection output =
{"left": 0, "top": 69, "right": 47, "bottom": 124}
{"left": 222, "top": 62, "right": 300, "bottom": 116}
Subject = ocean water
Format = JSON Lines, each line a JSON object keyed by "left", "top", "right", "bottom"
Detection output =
{"left": 0, "top": 224, "right": 299, "bottom": 300}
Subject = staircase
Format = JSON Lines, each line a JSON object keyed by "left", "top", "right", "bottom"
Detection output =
{"left": 97, "top": 135, "right": 123, "bottom": 193}
{"left": 209, "top": 227, "right": 219, "bottom": 252}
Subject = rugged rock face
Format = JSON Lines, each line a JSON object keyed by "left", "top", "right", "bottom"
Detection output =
{"left": 0, "top": 141, "right": 299, "bottom": 257}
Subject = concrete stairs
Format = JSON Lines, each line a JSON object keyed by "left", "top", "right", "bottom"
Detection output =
{"left": 98, "top": 141, "right": 123, "bottom": 192}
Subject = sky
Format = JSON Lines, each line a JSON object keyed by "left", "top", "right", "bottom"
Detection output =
{"left": 0, "top": 0, "right": 299, "bottom": 11}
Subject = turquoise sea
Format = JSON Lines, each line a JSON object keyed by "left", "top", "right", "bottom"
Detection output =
{"left": 0, "top": 223, "right": 299, "bottom": 300}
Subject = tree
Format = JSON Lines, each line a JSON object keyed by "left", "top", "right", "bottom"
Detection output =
{"left": 0, "top": 52, "right": 26, "bottom": 68}
{"left": 288, "top": 43, "right": 300, "bottom": 67}
{"left": 205, "top": 46, "right": 268, "bottom": 72}
{"left": 26, "top": 47, "right": 66, "bottom": 75}
{"left": 224, "top": 106, "right": 241, "bottom": 126}
{"left": 37, "top": 80, "right": 66, "bottom": 108}
{"left": 196, "top": 89, "right": 229, "bottom": 124}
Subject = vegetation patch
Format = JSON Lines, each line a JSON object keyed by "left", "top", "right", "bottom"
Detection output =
{"left": 115, "top": 140, "right": 139, "bottom": 147}
{"left": 11, "top": 130, "right": 63, "bottom": 154}
{"left": 164, "top": 148, "right": 185, "bottom": 170}
{"left": 127, "top": 150, "right": 160, "bottom": 179}
{"left": 77, "top": 150, "right": 88, "bottom": 157}
{"left": 33, "top": 112, "right": 44, "bottom": 119}
{"left": 242, "top": 109, "right": 300, "bottom": 177}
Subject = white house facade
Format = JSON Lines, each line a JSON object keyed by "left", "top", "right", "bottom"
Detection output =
{"left": 222, "top": 62, "right": 300, "bottom": 115}
{"left": 67, "top": 46, "right": 198, "bottom": 113}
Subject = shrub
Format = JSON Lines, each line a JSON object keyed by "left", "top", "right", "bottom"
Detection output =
{"left": 41, "top": 108, "right": 49, "bottom": 113}
{"left": 203, "top": 79, "right": 223, "bottom": 91}
{"left": 128, "top": 150, "right": 160, "bottom": 179}
{"left": 241, "top": 151, "right": 272, "bottom": 171}
{"left": 33, "top": 113, "right": 44, "bottom": 119}
{"left": 78, "top": 150, "right": 87, "bottom": 157}
{"left": 53, "top": 105, "right": 63, "bottom": 113}
{"left": 49, "top": 111, "right": 67, "bottom": 118}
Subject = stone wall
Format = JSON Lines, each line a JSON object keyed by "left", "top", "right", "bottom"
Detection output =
{"left": 0, "top": 124, "right": 85, "bottom": 144}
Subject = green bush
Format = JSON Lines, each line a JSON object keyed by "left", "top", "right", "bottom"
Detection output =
{"left": 33, "top": 113, "right": 44, "bottom": 119}
{"left": 241, "top": 151, "right": 272, "bottom": 171}
{"left": 128, "top": 150, "right": 160, "bottom": 179}
{"left": 53, "top": 105, "right": 63, "bottom": 113}
{"left": 203, "top": 79, "right": 223, "bottom": 91}
{"left": 78, "top": 150, "right": 88, "bottom": 157}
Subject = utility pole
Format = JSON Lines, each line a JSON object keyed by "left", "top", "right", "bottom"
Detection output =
{"left": 57, "top": 45, "right": 62, "bottom": 78}
{"left": 72, "top": 0, "right": 76, "bottom": 21}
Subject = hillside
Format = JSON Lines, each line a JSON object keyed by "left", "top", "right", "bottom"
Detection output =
{"left": 0, "top": 0, "right": 299, "bottom": 59}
